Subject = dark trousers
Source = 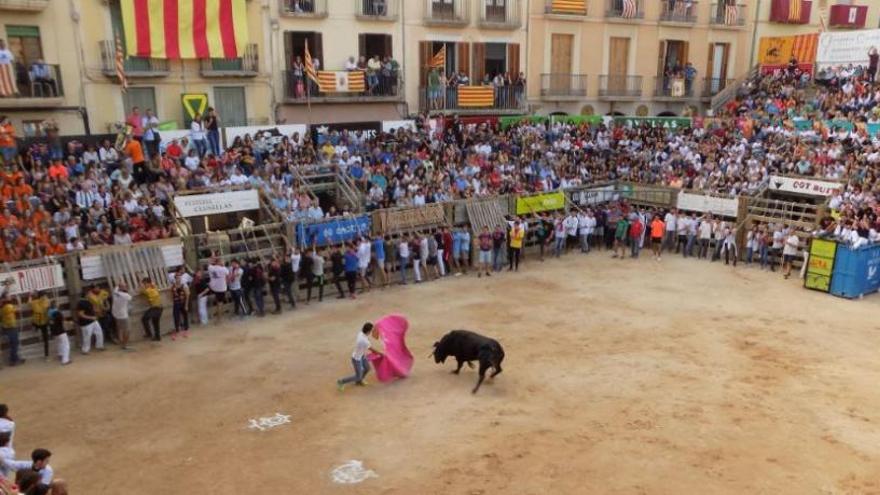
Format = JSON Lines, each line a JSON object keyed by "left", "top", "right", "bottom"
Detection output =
{"left": 270, "top": 283, "right": 282, "bottom": 312}
{"left": 172, "top": 302, "right": 189, "bottom": 331}
{"left": 333, "top": 274, "right": 345, "bottom": 297}
{"left": 3, "top": 327, "right": 19, "bottom": 364}
{"left": 35, "top": 324, "right": 49, "bottom": 357}
{"left": 142, "top": 307, "right": 163, "bottom": 340}
{"left": 345, "top": 271, "right": 357, "bottom": 295}
{"left": 242, "top": 286, "right": 254, "bottom": 314}
{"left": 231, "top": 288, "right": 248, "bottom": 315}
{"left": 282, "top": 279, "right": 296, "bottom": 307}
{"left": 306, "top": 275, "right": 323, "bottom": 302}
{"left": 509, "top": 247, "right": 521, "bottom": 271}
{"left": 253, "top": 286, "right": 266, "bottom": 315}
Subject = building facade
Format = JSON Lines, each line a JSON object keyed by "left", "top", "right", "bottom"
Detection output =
{"left": 0, "top": 0, "right": 271, "bottom": 138}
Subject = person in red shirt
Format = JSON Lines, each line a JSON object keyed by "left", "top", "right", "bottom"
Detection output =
{"left": 47, "top": 161, "right": 69, "bottom": 181}
{"left": 166, "top": 140, "right": 183, "bottom": 160}
{"left": 650, "top": 215, "right": 666, "bottom": 261}
{"left": 628, "top": 215, "right": 644, "bottom": 259}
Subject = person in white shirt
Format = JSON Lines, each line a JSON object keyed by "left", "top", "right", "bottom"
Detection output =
{"left": 336, "top": 322, "right": 382, "bottom": 391}
{"left": 563, "top": 213, "right": 579, "bottom": 253}
{"left": 577, "top": 211, "right": 590, "bottom": 253}
{"left": 676, "top": 213, "right": 690, "bottom": 255}
{"left": 698, "top": 215, "right": 713, "bottom": 259}
{"left": 398, "top": 235, "right": 411, "bottom": 284}
{"left": 112, "top": 283, "right": 134, "bottom": 351}
{"left": 0, "top": 431, "right": 13, "bottom": 480}
{"left": 664, "top": 209, "right": 678, "bottom": 253}
{"left": 782, "top": 230, "right": 800, "bottom": 279}
{"left": 189, "top": 113, "right": 208, "bottom": 157}
{"left": 356, "top": 237, "right": 373, "bottom": 290}
{"left": 771, "top": 226, "right": 785, "bottom": 272}
{"left": 0, "top": 405, "right": 13, "bottom": 450}
{"left": 0, "top": 39, "right": 13, "bottom": 65}
{"left": 2, "top": 447, "right": 67, "bottom": 494}
{"left": 207, "top": 258, "right": 229, "bottom": 321}
{"left": 228, "top": 259, "right": 247, "bottom": 317}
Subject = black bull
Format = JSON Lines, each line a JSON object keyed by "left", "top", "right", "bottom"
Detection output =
{"left": 432, "top": 330, "right": 505, "bottom": 394}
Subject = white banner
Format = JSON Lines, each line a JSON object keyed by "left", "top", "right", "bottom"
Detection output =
{"left": 81, "top": 243, "right": 184, "bottom": 281}
{"left": 0, "top": 264, "right": 65, "bottom": 296}
{"left": 573, "top": 186, "right": 617, "bottom": 206}
{"left": 224, "top": 124, "right": 307, "bottom": 146}
{"left": 769, "top": 176, "right": 842, "bottom": 197}
{"left": 816, "top": 29, "right": 880, "bottom": 68}
{"left": 382, "top": 120, "right": 416, "bottom": 133}
{"left": 173, "top": 189, "right": 260, "bottom": 217}
{"left": 677, "top": 192, "right": 739, "bottom": 217}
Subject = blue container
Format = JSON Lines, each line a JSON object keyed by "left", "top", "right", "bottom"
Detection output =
{"left": 829, "top": 243, "right": 880, "bottom": 299}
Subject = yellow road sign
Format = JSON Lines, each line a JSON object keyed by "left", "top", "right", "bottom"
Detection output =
{"left": 181, "top": 93, "right": 208, "bottom": 120}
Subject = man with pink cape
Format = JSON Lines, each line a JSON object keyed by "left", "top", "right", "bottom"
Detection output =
{"left": 367, "top": 314, "right": 414, "bottom": 383}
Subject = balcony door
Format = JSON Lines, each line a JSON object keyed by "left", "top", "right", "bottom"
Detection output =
{"left": 707, "top": 42, "right": 730, "bottom": 93}
{"left": 608, "top": 36, "right": 630, "bottom": 93}
{"left": 550, "top": 34, "right": 573, "bottom": 93}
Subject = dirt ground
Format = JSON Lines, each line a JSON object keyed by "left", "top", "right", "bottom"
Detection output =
{"left": 4, "top": 252, "right": 880, "bottom": 494}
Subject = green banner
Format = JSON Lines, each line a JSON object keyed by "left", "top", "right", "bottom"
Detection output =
{"left": 804, "top": 238, "right": 838, "bottom": 293}
{"left": 550, "top": 115, "right": 603, "bottom": 126}
{"left": 613, "top": 116, "right": 691, "bottom": 129}
{"left": 499, "top": 116, "right": 547, "bottom": 130}
{"left": 516, "top": 191, "right": 565, "bottom": 215}
{"left": 157, "top": 121, "right": 179, "bottom": 131}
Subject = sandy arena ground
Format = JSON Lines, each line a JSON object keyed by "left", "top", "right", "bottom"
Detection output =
{"left": 4, "top": 252, "right": 880, "bottom": 494}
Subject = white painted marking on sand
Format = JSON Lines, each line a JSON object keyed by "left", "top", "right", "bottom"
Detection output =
{"left": 246, "top": 413, "right": 291, "bottom": 432}
{"left": 331, "top": 460, "right": 378, "bottom": 484}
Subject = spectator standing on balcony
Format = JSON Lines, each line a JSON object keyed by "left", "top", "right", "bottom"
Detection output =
{"left": 190, "top": 113, "right": 208, "bottom": 158}
{"left": 868, "top": 47, "right": 879, "bottom": 83}
{"left": 0, "top": 116, "right": 16, "bottom": 166}
{"left": 428, "top": 67, "right": 442, "bottom": 111}
{"left": 204, "top": 107, "right": 221, "bottom": 157}
{"left": 141, "top": 108, "right": 160, "bottom": 159}
{"left": 29, "top": 60, "right": 56, "bottom": 97}
{"left": 291, "top": 56, "right": 305, "bottom": 99}
{"left": 367, "top": 55, "right": 381, "bottom": 95}
{"left": 0, "top": 40, "right": 12, "bottom": 66}
{"left": 345, "top": 56, "right": 357, "bottom": 71}
{"left": 684, "top": 62, "right": 696, "bottom": 95}
{"left": 126, "top": 106, "right": 144, "bottom": 143}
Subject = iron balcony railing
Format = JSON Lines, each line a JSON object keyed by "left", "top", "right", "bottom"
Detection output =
{"left": 543, "top": 0, "right": 587, "bottom": 15}
{"left": 99, "top": 40, "right": 170, "bottom": 76}
{"left": 425, "top": 0, "right": 470, "bottom": 25}
{"left": 0, "top": 63, "right": 64, "bottom": 98}
{"left": 479, "top": 0, "right": 521, "bottom": 28}
{"left": 419, "top": 84, "right": 526, "bottom": 112}
{"left": 354, "top": 0, "right": 399, "bottom": 19}
{"left": 598, "top": 75, "right": 642, "bottom": 97}
{"left": 660, "top": 0, "right": 698, "bottom": 23}
{"left": 710, "top": 3, "right": 746, "bottom": 26}
{"left": 200, "top": 43, "right": 259, "bottom": 76}
{"left": 654, "top": 76, "right": 695, "bottom": 98}
{"left": 280, "top": 0, "right": 328, "bottom": 17}
{"left": 605, "top": 0, "right": 644, "bottom": 19}
{"left": 702, "top": 77, "right": 736, "bottom": 97}
{"left": 540, "top": 73, "right": 588, "bottom": 97}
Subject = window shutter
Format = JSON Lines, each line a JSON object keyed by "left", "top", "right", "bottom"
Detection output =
{"left": 457, "top": 42, "right": 470, "bottom": 79}
{"left": 419, "top": 41, "right": 432, "bottom": 87}
{"left": 384, "top": 34, "right": 393, "bottom": 58}
{"left": 359, "top": 34, "right": 366, "bottom": 59}
{"left": 473, "top": 42, "right": 486, "bottom": 83}
{"left": 507, "top": 43, "right": 520, "bottom": 76}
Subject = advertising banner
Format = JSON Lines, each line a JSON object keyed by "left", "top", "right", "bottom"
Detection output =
{"left": 769, "top": 176, "right": 842, "bottom": 197}
{"left": 816, "top": 29, "right": 880, "bottom": 68}
{"left": 0, "top": 264, "right": 65, "bottom": 296}
{"left": 173, "top": 189, "right": 260, "bottom": 217}
{"left": 572, "top": 186, "right": 617, "bottom": 206}
{"left": 516, "top": 191, "right": 565, "bottom": 215}
{"left": 296, "top": 215, "right": 371, "bottom": 247}
{"left": 677, "top": 192, "right": 739, "bottom": 218}
{"left": 804, "top": 238, "right": 837, "bottom": 293}
{"left": 612, "top": 117, "right": 691, "bottom": 130}
{"left": 374, "top": 204, "right": 447, "bottom": 233}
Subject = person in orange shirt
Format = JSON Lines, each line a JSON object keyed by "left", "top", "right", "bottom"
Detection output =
{"left": 13, "top": 179, "right": 32, "bottom": 199}
{"left": 0, "top": 178, "right": 10, "bottom": 202}
{"left": 0, "top": 209, "right": 18, "bottom": 230}
{"left": 0, "top": 116, "right": 16, "bottom": 165}
{"left": 47, "top": 161, "right": 69, "bottom": 180}
{"left": 45, "top": 235, "right": 65, "bottom": 256}
{"left": 650, "top": 214, "right": 665, "bottom": 261}
{"left": 123, "top": 136, "right": 146, "bottom": 183}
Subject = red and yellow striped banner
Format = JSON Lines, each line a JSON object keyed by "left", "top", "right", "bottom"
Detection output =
{"left": 791, "top": 33, "right": 818, "bottom": 64}
{"left": 458, "top": 86, "right": 495, "bottom": 107}
{"left": 317, "top": 71, "right": 366, "bottom": 93}
{"left": 120, "top": 0, "right": 249, "bottom": 59}
{"left": 788, "top": 0, "right": 802, "bottom": 22}
{"left": 551, "top": 0, "right": 586, "bottom": 14}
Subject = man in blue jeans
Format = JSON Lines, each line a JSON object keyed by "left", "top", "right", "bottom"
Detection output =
{"left": 337, "top": 322, "right": 382, "bottom": 391}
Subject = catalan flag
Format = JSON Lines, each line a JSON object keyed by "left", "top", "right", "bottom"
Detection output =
{"left": 305, "top": 40, "right": 318, "bottom": 85}
{"left": 621, "top": 0, "right": 637, "bottom": 18}
{"left": 791, "top": 33, "right": 818, "bottom": 64}
{"left": 431, "top": 45, "right": 446, "bottom": 69}
{"left": 0, "top": 65, "right": 17, "bottom": 97}
{"left": 115, "top": 31, "right": 129, "bottom": 92}
{"left": 724, "top": 1, "right": 739, "bottom": 25}
{"left": 317, "top": 71, "right": 366, "bottom": 93}
{"left": 458, "top": 86, "right": 495, "bottom": 107}
{"left": 550, "top": 0, "right": 586, "bottom": 14}
{"left": 788, "top": 0, "right": 802, "bottom": 22}
{"left": 119, "top": 0, "right": 249, "bottom": 59}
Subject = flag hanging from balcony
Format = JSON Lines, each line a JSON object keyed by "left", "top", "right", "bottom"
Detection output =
{"left": 0, "top": 65, "right": 17, "bottom": 97}
{"left": 458, "top": 86, "right": 495, "bottom": 107}
{"left": 550, "top": 0, "right": 586, "bottom": 14}
{"left": 788, "top": 0, "right": 803, "bottom": 22}
{"left": 724, "top": 0, "right": 739, "bottom": 25}
{"left": 621, "top": 0, "right": 637, "bottom": 19}
{"left": 431, "top": 45, "right": 446, "bottom": 69}
{"left": 305, "top": 40, "right": 318, "bottom": 85}
{"left": 119, "top": 0, "right": 249, "bottom": 59}
{"left": 115, "top": 31, "right": 129, "bottom": 93}
{"left": 317, "top": 71, "right": 366, "bottom": 93}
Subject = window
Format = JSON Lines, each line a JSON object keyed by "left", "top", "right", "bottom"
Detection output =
{"left": 214, "top": 87, "right": 247, "bottom": 127}
{"left": 432, "top": 0, "right": 455, "bottom": 17}
{"left": 4, "top": 25, "right": 43, "bottom": 66}
{"left": 124, "top": 87, "right": 157, "bottom": 118}
{"left": 359, "top": 34, "right": 393, "bottom": 60}
{"left": 284, "top": 31, "right": 323, "bottom": 70}
{"left": 22, "top": 120, "right": 47, "bottom": 138}
{"left": 484, "top": 43, "right": 507, "bottom": 78}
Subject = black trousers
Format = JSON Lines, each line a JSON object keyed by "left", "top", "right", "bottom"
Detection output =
{"left": 333, "top": 273, "right": 345, "bottom": 297}
{"left": 35, "top": 324, "right": 49, "bottom": 357}
{"left": 509, "top": 247, "right": 521, "bottom": 271}
{"left": 242, "top": 286, "right": 254, "bottom": 314}
{"left": 270, "top": 283, "right": 282, "bottom": 312}
{"left": 306, "top": 275, "right": 323, "bottom": 302}
{"left": 142, "top": 307, "right": 163, "bottom": 340}
{"left": 282, "top": 279, "right": 296, "bottom": 307}
{"left": 172, "top": 302, "right": 189, "bottom": 331}
{"left": 345, "top": 271, "right": 357, "bottom": 295}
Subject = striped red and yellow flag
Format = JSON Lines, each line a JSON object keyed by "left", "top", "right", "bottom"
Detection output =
{"left": 0, "top": 64, "right": 17, "bottom": 97}
{"left": 788, "top": 0, "right": 802, "bottom": 22}
{"left": 458, "top": 86, "right": 495, "bottom": 107}
{"left": 305, "top": 40, "right": 318, "bottom": 85}
{"left": 791, "top": 33, "right": 818, "bottom": 64}
{"left": 119, "top": 0, "right": 249, "bottom": 59}
{"left": 431, "top": 45, "right": 446, "bottom": 69}
{"left": 317, "top": 71, "right": 366, "bottom": 93}
{"left": 115, "top": 31, "right": 129, "bottom": 92}
{"left": 550, "top": 0, "right": 586, "bottom": 14}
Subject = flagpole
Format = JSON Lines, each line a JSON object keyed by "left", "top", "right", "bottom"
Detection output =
{"left": 305, "top": 40, "right": 312, "bottom": 127}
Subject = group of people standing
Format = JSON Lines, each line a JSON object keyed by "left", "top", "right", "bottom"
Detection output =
{"left": 0, "top": 404, "right": 67, "bottom": 495}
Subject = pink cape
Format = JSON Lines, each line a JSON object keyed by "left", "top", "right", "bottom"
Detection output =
{"left": 367, "top": 314, "right": 414, "bottom": 383}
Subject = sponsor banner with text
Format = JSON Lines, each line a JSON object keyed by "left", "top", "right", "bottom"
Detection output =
{"left": 516, "top": 191, "right": 565, "bottom": 215}
{"left": 173, "top": 189, "right": 260, "bottom": 217}
{"left": 769, "top": 176, "right": 842, "bottom": 197}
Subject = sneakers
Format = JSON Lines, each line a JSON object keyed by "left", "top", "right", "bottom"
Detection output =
{"left": 336, "top": 381, "right": 345, "bottom": 392}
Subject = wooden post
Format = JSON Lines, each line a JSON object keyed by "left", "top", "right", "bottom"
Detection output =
{"left": 62, "top": 253, "right": 82, "bottom": 298}
{"left": 183, "top": 235, "right": 199, "bottom": 271}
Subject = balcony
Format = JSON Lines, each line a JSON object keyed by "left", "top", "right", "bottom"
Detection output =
{"left": 100, "top": 40, "right": 170, "bottom": 78}
{"left": 280, "top": 0, "right": 328, "bottom": 18}
{"left": 0, "top": 63, "right": 64, "bottom": 109}
{"left": 769, "top": 0, "right": 811, "bottom": 24}
{"left": 660, "top": 0, "right": 697, "bottom": 24}
{"left": 479, "top": 0, "right": 522, "bottom": 28}
{"left": 418, "top": 85, "right": 526, "bottom": 113}
{"left": 544, "top": 0, "right": 587, "bottom": 16}
{"left": 282, "top": 69, "right": 402, "bottom": 103}
{"left": 710, "top": 3, "right": 746, "bottom": 27}
{"left": 355, "top": 0, "right": 399, "bottom": 20}
{"left": 829, "top": 4, "right": 867, "bottom": 29}
{"left": 424, "top": 0, "right": 470, "bottom": 26}
{"left": 701, "top": 77, "right": 735, "bottom": 98}
{"left": 654, "top": 76, "right": 695, "bottom": 100}
{"left": 0, "top": 0, "right": 49, "bottom": 11}
{"left": 200, "top": 44, "right": 259, "bottom": 77}
{"left": 598, "top": 75, "right": 642, "bottom": 99}
{"left": 605, "top": 0, "right": 643, "bottom": 20}
{"left": 540, "top": 73, "right": 587, "bottom": 99}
